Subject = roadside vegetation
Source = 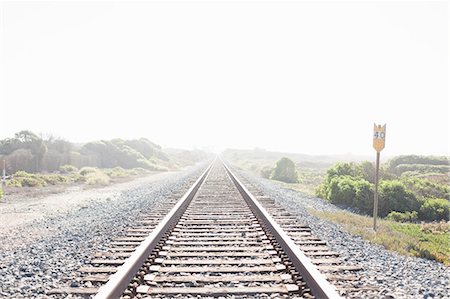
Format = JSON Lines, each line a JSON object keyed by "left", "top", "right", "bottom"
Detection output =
{"left": 224, "top": 148, "right": 330, "bottom": 195}
{"left": 315, "top": 156, "right": 449, "bottom": 222}
{"left": 309, "top": 209, "right": 450, "bottom": 266}
{"left": 0, "top": 130, "right": 209, "bottom": 175}
{"left": 5, "top": 165, "right": 149, "bottom": 188}
{"left": 226, "top": 150, "right": 449, "bottom": 223}
{"left": 224, "top": 149, "right": 449, "bottom": 265}
{"left": 269, "top": 157, "right": 299, "bottom": 183}
{"left": 0, "top": 131, "right": 210, "bottom": 196}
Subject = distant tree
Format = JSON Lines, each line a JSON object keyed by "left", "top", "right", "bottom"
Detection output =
{"left": 0, "top": 138, "right": 20, "bottom": 155}
{"left": 0, "top": 131, "right": 48, "bottom": 172}
{"left": 7, "top": 149, "right": 35, "bottom": 172}
{"left": 14, "top": 130, "right": 39, "bottom": 143}
{"left": 271, "top": 157, "right": 299, "bottom": 183}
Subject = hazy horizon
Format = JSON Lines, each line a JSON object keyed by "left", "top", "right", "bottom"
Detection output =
{"left": 1, "top": 1, "right": 448, "bottom": 156}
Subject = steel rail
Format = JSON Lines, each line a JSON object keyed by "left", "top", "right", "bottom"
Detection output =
{"left": 94, "top": 161, "right": 214, "bottom": 299}
{"left": 222, "top": 161, "right": 342, "bottom": 299}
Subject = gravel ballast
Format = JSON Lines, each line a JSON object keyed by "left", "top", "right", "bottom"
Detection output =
{"left": 238, "top": 169, "right": 450, "bottom": 299}
{"left": 0, "top": 163, "right": 208, "bottom": 299}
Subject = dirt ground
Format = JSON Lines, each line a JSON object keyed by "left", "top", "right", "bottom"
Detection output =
{"left": 0, "top": 172, "right": 174, "bottom": 233}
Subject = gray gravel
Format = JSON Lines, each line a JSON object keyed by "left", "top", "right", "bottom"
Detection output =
{"left": 238, "top": 169, "right": 450, "bottom": 299}
{"left": 0, "top": 162, "right": 208, "bottom": 299}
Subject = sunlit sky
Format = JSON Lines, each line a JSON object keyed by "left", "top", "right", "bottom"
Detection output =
{"left": 0, "top": 1, "right": 448, "bottom": 155}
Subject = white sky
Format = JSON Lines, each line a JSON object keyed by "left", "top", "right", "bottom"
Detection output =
{"left": 0, "top": 1, "right": 448, "bottom": 155}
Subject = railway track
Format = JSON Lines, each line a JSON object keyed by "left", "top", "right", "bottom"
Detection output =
{"left": 50, "top": 160, "right": 364, "bottom": 298}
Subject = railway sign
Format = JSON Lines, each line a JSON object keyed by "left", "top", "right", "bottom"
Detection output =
{"left": 373, "top": 124, "right": 386, "bottom": 152}
{"left": 372, "top": 123, "right": 386, "bottom": 231}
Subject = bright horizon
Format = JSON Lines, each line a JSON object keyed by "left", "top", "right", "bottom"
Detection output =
{"left": 1, "top": 1, "right": 448, "bottom": 156}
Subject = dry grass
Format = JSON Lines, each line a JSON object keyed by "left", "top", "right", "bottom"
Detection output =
{"left": 309, "top": 209, "right": 450, "bottom": 266}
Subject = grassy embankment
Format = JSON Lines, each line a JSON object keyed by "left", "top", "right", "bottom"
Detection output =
{"left": 309, "top": 209, "right": 449, "bottom": 266}
{"left": 224, "top": 149, "right": 450, "bottom": 265}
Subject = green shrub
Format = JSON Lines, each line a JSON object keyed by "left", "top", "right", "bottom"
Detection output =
{"left": 325, "top": 162, "right": 359, "bottom": 181}
{"left": 85, "top": 172, "right": 110, "bottom": 186}
{"left": 68, "top": 173, "right": 83, "bottom": 183}
{"left": 401, "top": 177, "right": 449, "bottom": 200}
{"left": 0, "top": 186, "right": 3, "bottom": 199}
{"left": 271, "top": 157, "right": 299, "bottom": 183}
{"left": 14, "top": 170, "right": 33, "bottom": 178}
{"left": 19, "top": 177, "right": 47, "bottom": 187}
{"left": 104, "top": 167, "right": 128, "bottom": 177}
{"left": 379, "top": 180, "right": 420, "bottom": 217}
{"left": 12, "top": 171, "right": 47, "bottom": 187}
{"left": 315, "top": 183, "right": 328, "bottom": 199}
{"left": 79, "top": 167, "right": 98, "bottom": 176}
{"left": 419, "top": 198, "right": 450, "bottom": 221}
{"left": 325, "top": 176, "right": 373, "bottom": 212}
{"left": 59, "top": 164, "right": 78, "bottom": 173}
{"left": 388, "top": 155, "right": 449, "bottom": 171}
{"left": 260, "top": 167, "right": 273, "bottom": 179}
{"left": 327, "top": 176, "right": 358, "bottom": 206}
{"left": 6, "top": 178, "right": 22, "bottom": 187}
{"left": 353, "top": 179, "right": 374, "bottom": 214}
{"left": 386, "top": 211, "right": 418, "bottom": 222}
{"left": 356, "top": 161, "right": 376, "bottom": 183}
{"left": 395, "top": 164, "right": 450, "bottom": 175}
{"left": 41, "top": 174, "right": 69, "bottom": 185}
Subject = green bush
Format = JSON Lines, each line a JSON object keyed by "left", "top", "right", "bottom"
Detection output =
{"left": 13, "top": 171, "right": 47, "bottom": 187}
{"left": 14, "top": 170, "right": 33, "bottom": 178}
{"left": 68, "top": 173, "right": 83, "bottom": 183}
{"left": 318, "top": 160, "right": 450, "bottom": 222}
{"left": 326, "top": 162, "right": 359, "bottom": 180}
{"left": 419, "top": 198, "right": 450, "bottom": 221}
{"left": 19, "top": 177, "right": 47, "bottom": 187}
{"left": 85, "top": 172, "right": 110, "bottom": 186}
{"left": 379, "top": 180, "right": 420, "bottom": 217}
{"left": 0, "top": 186, "right": 3, "bottom": 199}
{"left": 315, "top": 183, "right": 328, "bottom": 199}
{"left": 356, "top": 161, "right": 376, "bottom": 183}
{"left": 353, "top": 179, "right": 374, "bottom": 214}
{"left": 386, "top": 211, "right": 418, "bottom": 223}
{"left": 395, "top": 164, "right": 450, "bottom": 175}
{"left": 59, "top": 164, "right": 78, "bottom": 173}
{"left": 6, "top": 178, "right": 22, "bottom": 187}
{"left": 401, "top": 177, "right": 449, "bottom": 200}
{"left": 260, "top": 167, "right": 273, "bottom": 179}
{"left": 79, "top": 167, "right": 98, "bottom": 176}
{"left": 324, "top": 176, "right": 373, "bottom": 212}
{"left": 327, "top": 176, "right": 358, "bottom": 206}
{"left": 41, "top": 174, "right": 69, "bottom": 185}
{"left": 388, "top": 155, "right": 449, "bottom": 171}
{"left": 271, "top": 157, "right": 299, "bottom": 183}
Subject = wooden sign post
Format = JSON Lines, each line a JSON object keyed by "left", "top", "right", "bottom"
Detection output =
{"left": 373, "top": 124, "right": 386, "bottom": 231}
